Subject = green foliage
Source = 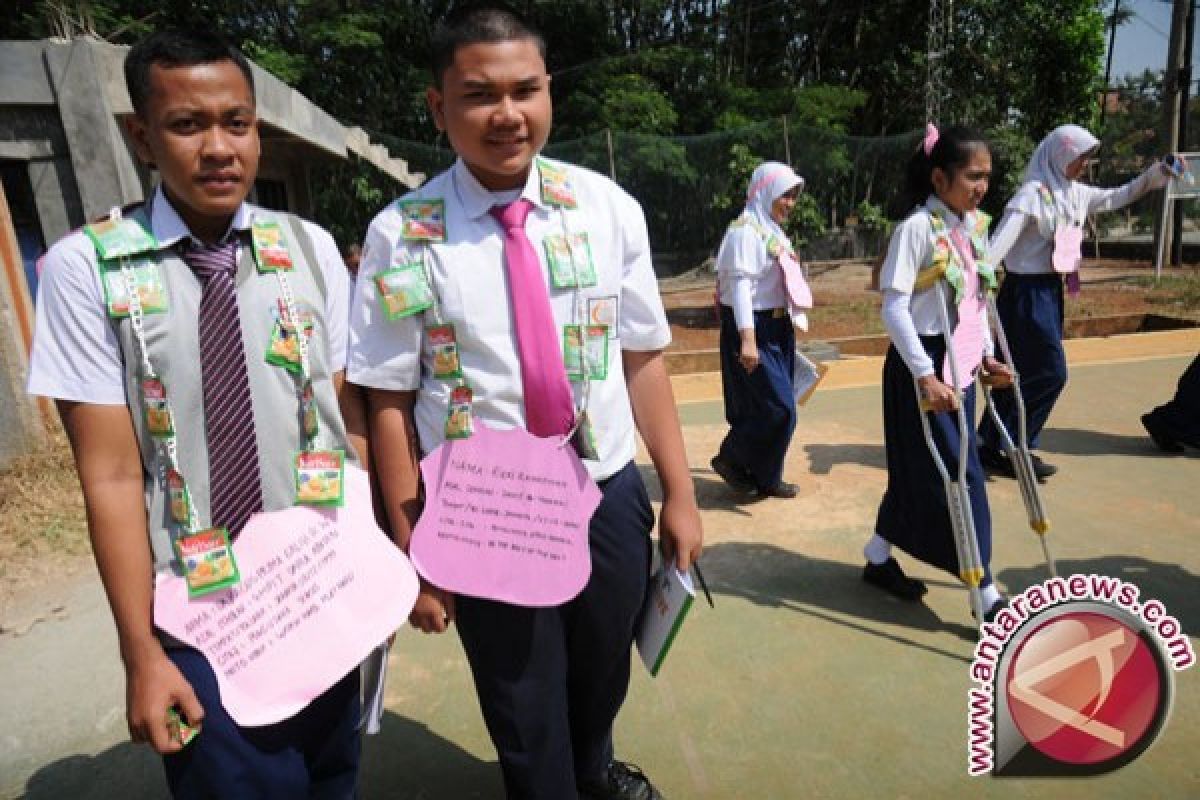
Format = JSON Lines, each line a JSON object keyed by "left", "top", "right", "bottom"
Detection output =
{"left": 853, "top": 200, "right": 891, "bottom": 234}
{"left": 597, "top": 74, "right": 678, "bottom": 135}
{"left": 784, "top": 193, "right": 827, "bottom": 247}
{"left": 0, "top": 0, "right": 1118, "bottom": 261}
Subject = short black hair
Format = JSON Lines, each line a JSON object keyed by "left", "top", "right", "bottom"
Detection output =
{"left": 125, "top": 29, "right": 255, "bottom": 117}
{"left": 430, "top": 3, "right": 546, "bottom": 87}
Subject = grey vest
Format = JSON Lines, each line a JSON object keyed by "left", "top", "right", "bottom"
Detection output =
{"left": 107, "top": 205, "right": 356, "bottom": 570}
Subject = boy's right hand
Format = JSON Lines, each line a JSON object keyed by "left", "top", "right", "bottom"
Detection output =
{"left": 410, "top": 579, "right": 455, "bottom": 633}
{"left": 125, "top": 645, "right": 204, "bottom": 754}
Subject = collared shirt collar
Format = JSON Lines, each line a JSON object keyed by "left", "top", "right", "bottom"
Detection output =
{"left": 452, "top": 157, "right": 550, "bottom": 222}
{"left": 149, "top": 186, "right": 254, "bottom": 250}
{"left": 925, "top": 194, "right": 970, "bottom": 230}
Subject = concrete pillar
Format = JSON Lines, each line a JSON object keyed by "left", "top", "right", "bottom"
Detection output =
{"left": 28, "top": 157, "right": 82, "bottom": 245}
{"left": 43, "top": 39, "right": 145, "bottom": 221}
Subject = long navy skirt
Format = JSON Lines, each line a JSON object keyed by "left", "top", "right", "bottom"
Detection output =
{"left": 717, "top": 304, "right": 797, "bottom": 492}
{"left": 875, "top": 337, "right": 993, "bottom": 584}
{"left": 978, "top": 273, "right": 1067, "bottom": 451}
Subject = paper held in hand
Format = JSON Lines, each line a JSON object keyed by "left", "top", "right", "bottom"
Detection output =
{"left": 636, "top": 558, "right": 696, "bottom": 677}
{"left": 154, "top": 466, "right": 418, "bottom": 727}
{"left": 793, "top": 350, "right": 829, "bottom": 406}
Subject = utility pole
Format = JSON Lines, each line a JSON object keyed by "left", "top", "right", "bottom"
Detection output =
{"left": 1171, "top": 0, "right": 1195, "bottom": 265}
{"left": 1156, "top": 0, "right": 1190, "bottom": 266}
{"left": 1100, "top": 0, "right": 1121, "bottom": 133}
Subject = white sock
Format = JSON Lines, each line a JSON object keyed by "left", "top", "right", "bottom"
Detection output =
{"left": 864, "top": 534, "right": 892, "bottom": 565}
{"left": 980, "top": 583, "right": 1002, "bottom": 608}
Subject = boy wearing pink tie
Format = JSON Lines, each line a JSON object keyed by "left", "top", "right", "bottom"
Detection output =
{"left": 346, "top": 6, "right": 702, "bottom": 799}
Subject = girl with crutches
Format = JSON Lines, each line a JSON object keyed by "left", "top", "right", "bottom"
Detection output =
{"left": 863, "top": 125, "right": 1012, "bottom": 623}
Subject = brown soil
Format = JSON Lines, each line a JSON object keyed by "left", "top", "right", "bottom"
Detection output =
{"left": 662, "top": 259, "right": 1200, "bottom": 350}
{"left": 0, "top": 422, "right": 91, "bottom": 625}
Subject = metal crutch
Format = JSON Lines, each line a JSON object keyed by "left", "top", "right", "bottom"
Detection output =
{"left": 914, "top": 281, "right": 988, "bottom": 626}
{"left": 979, "top": 294, "right": 1058, "bottom": 578}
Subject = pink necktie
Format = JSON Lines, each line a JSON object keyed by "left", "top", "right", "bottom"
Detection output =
{"left": 490, "top": 200, "right": 575, "bottom": 437}
{"left": 945, "top": 227, "right": 985, "bottom": 391}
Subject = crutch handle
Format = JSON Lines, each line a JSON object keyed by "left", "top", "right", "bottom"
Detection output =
{"left": 919, "top": 389, "right": 961, "bottom": 413}
{"left": 979, "top": 372, "right": 1012, "bottom": 390}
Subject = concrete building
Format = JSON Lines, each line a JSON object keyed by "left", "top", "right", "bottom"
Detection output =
{"left": 0, "top": 36, "right": 422, "bottom": 464}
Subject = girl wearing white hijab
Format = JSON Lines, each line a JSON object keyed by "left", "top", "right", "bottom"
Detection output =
{"left": 978, "top": 125, "right": 1174, "bottom": 479}
{"left": 711, "top": 161, "right": 810, "bottom": 498}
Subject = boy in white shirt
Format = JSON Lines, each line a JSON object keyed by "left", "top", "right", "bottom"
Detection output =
{"left": 347, "top": 6, "right": 702, "bottom": 799}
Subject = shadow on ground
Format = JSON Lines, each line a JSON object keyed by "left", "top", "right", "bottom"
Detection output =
{"left": 699, "top": 541, "right": 980, "bottom": 658}
{"left": 997, "top": 555, "right": 1200, "bottom": 636}
{"left": 803, "top": 442, "right": 886, "bottom": 475}
{"left": 637, "top": 465, "right": 755, "bottom": 516}
{"left": 1039, "top": 427, "right": 1200, "bottom": 459}
{"left": 19, "top": 713, "right": 500, "bottom": 800}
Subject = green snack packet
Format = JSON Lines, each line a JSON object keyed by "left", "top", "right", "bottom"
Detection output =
{"left": 374, "top": 262, "right": 434, "bottom": 320}
{"left": 176, "top": 527, "right": 240, "bottom": 598}
{"left": 294, "top": 450, "right": 345, "bottom": 507}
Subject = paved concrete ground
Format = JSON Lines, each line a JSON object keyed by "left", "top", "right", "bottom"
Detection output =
{"left": 2, "top": 331, "right": 1198, "bottom": 799}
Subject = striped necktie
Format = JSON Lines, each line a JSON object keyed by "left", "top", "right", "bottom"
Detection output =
{"left": 183, "top": 238, "right": 262, "bottom": 537}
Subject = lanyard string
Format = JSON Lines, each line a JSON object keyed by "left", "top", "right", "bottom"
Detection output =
{"left": 120, "top": 252, "right": 200, "bottom": 533}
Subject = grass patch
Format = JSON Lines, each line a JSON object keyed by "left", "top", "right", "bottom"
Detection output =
{"left": 1128, "top": 271, "right": 1200, "bottom": 313}
{"left": 0, "top": 423, "right": 90, "bottom": 584}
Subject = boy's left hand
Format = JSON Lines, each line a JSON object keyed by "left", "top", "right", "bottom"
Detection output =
{"left": 659, "top": 494, "right": 704, "bottom": 572}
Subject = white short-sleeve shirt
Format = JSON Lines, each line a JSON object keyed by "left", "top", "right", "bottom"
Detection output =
{"left": 347, "top": 157, "right": 671, "bottom": 481}
{"left": 715, "top": 224, "right": 788, "bottom": 310}
{"left": 27, "top": 188, "right": 350, "bottom": 404}
{"left": 878, "top": 196, "right": 981, "bottom": 334}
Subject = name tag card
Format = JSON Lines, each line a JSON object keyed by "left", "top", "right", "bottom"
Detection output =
{"left": 411, "top": 424, "right": 602, "bottom": 607}
{"left": 153, "top": 466, "right": 418, "bottom": 727}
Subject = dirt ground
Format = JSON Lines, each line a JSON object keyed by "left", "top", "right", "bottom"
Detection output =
{"left": 662, "top": 259, "right": 1200, "bottom": 349}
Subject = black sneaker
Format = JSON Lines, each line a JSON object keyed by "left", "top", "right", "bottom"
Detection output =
{"left": 1142, "top": 412, "right": 1186, "bottom": 454}
{"left": 1029, "top": 453, "right": 1058, "bottom": 479}
{"left": 978, "top": 446, "right": 1016, "bottom": 479}
{"left": 761, "top": 481, "right": 799, "bottom": 499}
{"left": 579, "top": 761, "right": 664, "bottom": 800}
{"left": 710, "top": 455, "right": 754, "bottom": 493}
{"left": 862, "top": 558, "right": 928, "bottom": 602}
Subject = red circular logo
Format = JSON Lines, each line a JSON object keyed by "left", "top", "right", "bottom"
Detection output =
{"left": 1005, "top": 611, "right": 1164, "bottom": 766}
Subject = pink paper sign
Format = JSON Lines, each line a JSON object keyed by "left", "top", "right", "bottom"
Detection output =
{"left": 411, "top": 423, "right": 602, "bottom": 607}
{"left": 153, "top": 466, "right": 418, "bottom": 727}
{"left": 1052, "top": 226, "right": 1083, "bottom": 274}
{"left": 779, "top": 251, "right": 813, "bottom": 309}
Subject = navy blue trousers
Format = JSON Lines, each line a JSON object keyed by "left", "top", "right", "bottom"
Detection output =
{"left": 455, "top": 461, "right": 654, "bottom": 800}
{"left": 876, "top": 339, "right": 994, "bottom": 584}
{"left": 978, "top": 273, "right": 1067, "bottom": 451}
{"left": 162, "top": 647, "right": 361, "bottom": 799}
{"left": 1145, "top": 352, "right": 1200, "bottom": 445}
{"left": 717, "top": 304, "right": 797, "bottom": 492}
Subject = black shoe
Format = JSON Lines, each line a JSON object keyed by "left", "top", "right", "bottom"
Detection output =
{"left": 1142, "top": 412, "right": 1186, "bottom": 454}
{"left": 979, "top": 446, "right": 1016, "bottom": 479}
{"left": 579, "top": 761, "right": 664, "bottom": 800}
{"left": 1029, "top": 453, "right": 1057, "bottom": 479}
{"left": 975, "top": 597, "right": 1009, "bottom": 624}
{"left": 862, "top": 558, "right": 928, "bottom": 602}
{"left": 761, "top": 481, "right": 799, "bottom": 499}
{"left": 710, "top": 455, "right": 754, "bottom": 492}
